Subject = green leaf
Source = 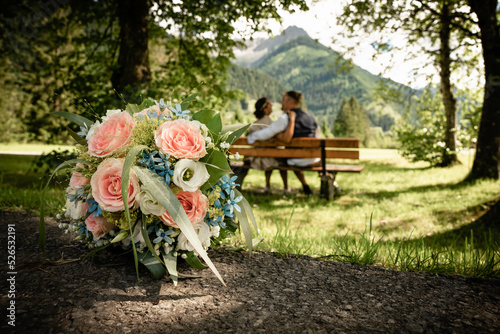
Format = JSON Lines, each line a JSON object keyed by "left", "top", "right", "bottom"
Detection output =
{"left": 140, "top": 213, "right": 167, "bottom": 274}
{"left": 111, "top": 230, "right": 129, "bottom": 243}
{"left": 235, "top": 188, "right": 259, "bottom": 234}
{"left": 125, "top": 103, "right": 141, "bottom": 115}
{"left": 200, "top": 149, "right": 231, "bottom": 191}
{"left": 39, "top": 158, "right": 89, "bottom": 255}
{"left": 180, "top": 92, "right": 199, "bottom": 110}
{"left": 82, "top": 243, "right": 112, "bottom": 261}
{"left": 132, "top": 166, "right": 226, "bottom": 286}
{"left": 207, "top": 113, "right": 222, "bottom": 135}
{"left": 192, "top": 108, "right": 218, "bottom": 126}
{"left": 140, "top": 99, "right": 156, "bottom": 109}
{"left": 52, "top": 111, "right": 93, "bottom": 128}
{"left": 163, "top": 252, "right": 179, "bottom": 286}
{"left": 121, "top": 145, "right": 148, "bottom": 227}
{"left": 65, "top": 126, "right": 87, "bottom": 146}
{"left": 184, "top": 251, "right": 209, "bottom": 270}
{"left": 234, "top": 207, "right": 253, "bottom": 253}
{"left": 224, "top": 124, "right": 250, "bottom": 145}
{"left": 121, "top": 144, "right": 148, "bottom": 280}
{"left": 137, "top": 251, "right": 167, "bottom": 280}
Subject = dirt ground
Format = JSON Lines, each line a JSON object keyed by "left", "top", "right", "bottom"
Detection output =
{"left": 1, "top": 210, "right": 500, "bottom": 333}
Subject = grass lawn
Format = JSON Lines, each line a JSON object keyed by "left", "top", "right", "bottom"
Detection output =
{"left": 1, "top": 148, "right": 499, "bottom": 277}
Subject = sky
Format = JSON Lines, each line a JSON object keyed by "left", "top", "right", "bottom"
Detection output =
{"left": 245, "top": 0, "right": 439, "bottom": 89}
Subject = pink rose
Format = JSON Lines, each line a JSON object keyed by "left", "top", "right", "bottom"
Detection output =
{"left": 88, "top": 111, "right": 135, "bottom": 157}
{"left": 69, "top": 171, "right": 89, "bottom": 188}
{"left": 90, "top": 158, "right": 140, "bottom": 212}
{"left": 154, "top": 119, "right": 207, "bottom": 160}
{"left": 160, "top": 190, "right": 209, "bottom": 228}
{"left": 85, "top": 214, "right": 115, "bottom": 240}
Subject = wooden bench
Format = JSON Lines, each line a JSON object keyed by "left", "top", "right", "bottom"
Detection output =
{"left": 229, "top": 137, "right": 364, "bottom": 199}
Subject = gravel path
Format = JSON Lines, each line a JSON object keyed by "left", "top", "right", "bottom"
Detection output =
{"left": 1, "top": 211, "right": 499, "bottom": 333}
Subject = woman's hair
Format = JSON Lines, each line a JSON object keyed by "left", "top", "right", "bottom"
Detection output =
{"left": 285, "top": 91, "right": 302, "bottom": 105}
{"left": 254, "top": 97, "right": 268, "bottom": 119}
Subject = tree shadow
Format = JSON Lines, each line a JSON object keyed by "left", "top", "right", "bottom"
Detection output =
{"left": 386, "top": 197, "right": 500, "bottom": 251}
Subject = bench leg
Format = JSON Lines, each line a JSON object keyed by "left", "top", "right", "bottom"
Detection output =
{"left": 320, "top": 172, "right": 338, "bottom": 200}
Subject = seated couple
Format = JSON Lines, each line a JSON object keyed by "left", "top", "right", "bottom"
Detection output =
{"left": 242, "top": 91, "right": 320, "bottom": 195}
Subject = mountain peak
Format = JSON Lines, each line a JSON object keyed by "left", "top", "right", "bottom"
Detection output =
{"left": 234, "top": 26, "right": 311, "bottom": 67}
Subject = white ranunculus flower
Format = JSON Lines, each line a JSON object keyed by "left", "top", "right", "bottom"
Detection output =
{"left": 176, "top": 221, "right": 211, "bottom": 252}
{"left": 173, "top": 159, "right": 210, "bottom": 192}
{"left": 137, "top": 187, "right": 165, "bottom": 216}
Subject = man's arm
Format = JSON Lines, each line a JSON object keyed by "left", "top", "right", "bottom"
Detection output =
{"left": 275, "top": 111, "right": 296, "bottom": 144}
{"left": 247, "top": 113, "right": 289, "bottom": 144}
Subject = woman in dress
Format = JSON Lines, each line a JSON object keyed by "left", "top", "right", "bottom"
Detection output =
{"left": 249, "top": 97, "right": 289, "bottom": 193}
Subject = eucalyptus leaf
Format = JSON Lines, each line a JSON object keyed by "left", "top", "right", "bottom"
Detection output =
{"left": 52, "top": 111, "right": 93, "bottom": 128}
{"left": 132, "top": 166, "right": 226, "bottom": 286}
{"left": 65, "top": 126, "right": 87, "bottom": 146}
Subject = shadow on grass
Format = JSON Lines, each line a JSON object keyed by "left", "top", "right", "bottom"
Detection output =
{"left": 385, "top": 197, "right": 500, "bottom": 251}
{"left": 420, "top": 197, "right": 500, "bottom": 250}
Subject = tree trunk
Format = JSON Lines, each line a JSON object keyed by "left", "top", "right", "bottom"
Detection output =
{"left": 466, "top": 0, "right": 500, "bottom": 181}
{"left": 111, "top": 0, "right": 151, "bottom": 97}
{"left": 438, "top": 2, "right": 459, "bottom": 167}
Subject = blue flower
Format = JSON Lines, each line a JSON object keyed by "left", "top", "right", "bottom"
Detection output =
{"left": 224, "top": 190, "right": 243, "bottom": 214}
{"left": 218, "top": 174, "right": 239, "bottom": 196}
{"left": 155, "top": 98, "right": 166, "bottom": 109}
{"left": 86, "top": 198, "right": 103, "bottom": 217}
{"left": 169, "top": 103, "right": 191, "bottom": 120}
{"left": 153, "top": 228, "right": 174, "bottom": 244}
{"left": 77, "top": 124, "right": 89, "bottom": 138}
{"left": 77, "top": 223, "right": 90, "bottom": 238}
{"left": 138, "top": 150, "right": 174, "bottom": 185}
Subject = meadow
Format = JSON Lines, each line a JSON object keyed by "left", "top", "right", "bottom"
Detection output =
{"left": 1, "top": 146, "right": 499, "bottom": 278}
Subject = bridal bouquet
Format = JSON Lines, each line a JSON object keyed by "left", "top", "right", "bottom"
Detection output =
{"left": 40, "top": 95, "right": 256, "bottom": 285}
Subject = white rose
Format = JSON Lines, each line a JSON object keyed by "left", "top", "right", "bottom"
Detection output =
{"left": 137, "top": 187, "right": 165, "bottom": 216}
{"left": 64, "top": 198, "right": 86, "bottom": 220}
{"left": 101, "top": 109, "right": 122, "bottom": 121}
{"left": 210, "top": 225, "right": 221, "bottom": 238}
{"left": 85, "top": 120, "right": 101, "bottom": 140}
{"left": 176, "top": 221, "right": 211, "bottom": 251}
{"left": 173, "top": 159, "right": 210, "bottom": 192}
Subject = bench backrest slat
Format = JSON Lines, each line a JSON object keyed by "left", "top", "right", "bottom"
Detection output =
{"left": 231, "top": 137, "right": 360, "bottom": 149}
{"left": 231, "top": 147, "right": 359, "bottom": 159}
{"left": 229, "top": 137, "right": 360, "bottom": 160}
